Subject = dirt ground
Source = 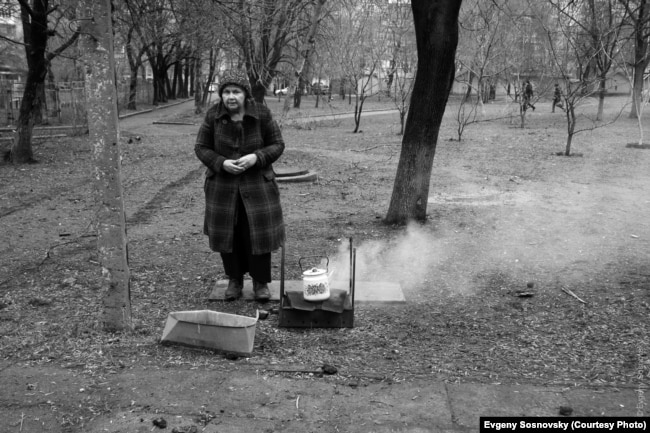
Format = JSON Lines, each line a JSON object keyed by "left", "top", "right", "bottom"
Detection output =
{"left": 1, "top": 94, "right": 649, "bottom": 424}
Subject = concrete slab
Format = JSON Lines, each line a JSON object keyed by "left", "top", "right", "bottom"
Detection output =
{"left": 208, "top": 279, "right": 405, "bottom": 303}
{"left": 447, "top": 384, "right": 567, "bottom": 428}
{"left": 84, "top": 368, "right": 461, "bottom": 433}
{"left": 562, "top": 387, "right": 641, "bottom": 417}
{"left": 5, "top": 363, "right": 643, "bottom": 433}
{"left": 328, "top": 381, "right": 455, "bottom": 432}
{"left": 85, "top": 368, "right": 337, "bottom": 432}
{"left": 89, "top": 408, "right": 335, "bottom": 433}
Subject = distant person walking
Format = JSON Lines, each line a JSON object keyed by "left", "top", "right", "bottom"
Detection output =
{"left": 523, "top": 80, "right": 535, "bottom": 111}
{"left": 552, "top": 83, "right": 564, "bottom": 113}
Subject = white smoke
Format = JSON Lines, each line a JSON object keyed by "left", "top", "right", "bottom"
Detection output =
{"left": 328, "top": 222, "right": 457, "bottom": 294}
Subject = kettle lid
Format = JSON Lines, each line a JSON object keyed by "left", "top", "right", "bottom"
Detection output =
{"left": 303, "top": 267, "right": 326, "bottom": 276}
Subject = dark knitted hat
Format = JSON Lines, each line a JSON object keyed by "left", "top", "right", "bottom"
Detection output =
{"left": 218, "top": 69, "right": 251, "bottom": 98}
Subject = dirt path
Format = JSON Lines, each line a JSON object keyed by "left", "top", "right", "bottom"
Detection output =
{"left": 0, "top": 101, "right": 195, "bottom": 284}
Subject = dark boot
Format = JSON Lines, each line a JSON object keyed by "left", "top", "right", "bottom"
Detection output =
{"left": 253, "top": 280, "right": 271, "bottom": 302}
{"left": 224, "top": 277, "right": 243, "bottom": 301}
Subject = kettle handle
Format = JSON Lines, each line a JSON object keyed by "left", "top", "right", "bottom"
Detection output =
{"left": 298, "top": 256, "right": 329, "bottom": 273}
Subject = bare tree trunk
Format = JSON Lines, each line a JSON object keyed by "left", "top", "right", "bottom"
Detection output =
{"left": 248, "top": 82, "right": 264, "bottom": 103}
{"left": 630, "top": 60, "right": 647, "bottom": 119}
{"left": 386, "top": 59, "right": 396, "bottom": 98}
{"left": 596, "top": 74, "right": 606, "bottom": 121}
{"left": 385, "top": 0, "right": 462, "bottom": 224}
{"left": 201, "top": 48, "right": 219, "bottom": 106}
{"left": 80, "top": 0, "right": 133, "bottom": 332}
{"left": 565, "top": 107, "right": 576, "bottom": 156}
{"left": 353, "top": 93, "right": 365, "bottom": 133}
{"left": 463, "top": 69, "right": 475, "bottom": 102}
{"left": 11, "top": 79, "right": 42, "bottom": 163}
{"left": 189, "top": 57, "right": 195, "bottom": 97}
{"left": 282, "top": 0, "right": 326, "bottom": 112}
{"left": 182, "top": 59, "right": 191, "bottom": 98}
{"left": 10, "top": 0, "right": 48, "bottom": 163}
{"left": 171, "top": 50, "right": 181, "bottom": 100}
{"left": 127, "top": 71, "right": 138, "bottom": 110}
{"left": 125, "top": 41, "right": 140, "bottom": 110}
{"left": 294, "top": 75, "right": 306, "bottom": 109}
{"left": 177, "top": 61, "right": 186, "bottom": 99}
{"left": 125, "top": 29, "right": 141, "bottom": 110}
{"left": 149, "top": 48, "right": 168, "bottom": 105}
{"left": 194, "top": 54, "right": 204, "bottom": 114}
{"left": 628, "top": 0, "right": 650, "bottom": 119}
{"left": 165, "top": 72, "right": 174, "bottom": 100}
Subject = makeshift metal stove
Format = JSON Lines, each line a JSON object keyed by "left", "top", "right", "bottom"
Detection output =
{"left": 279, "top": 239, "right": 356, "bottom": 328}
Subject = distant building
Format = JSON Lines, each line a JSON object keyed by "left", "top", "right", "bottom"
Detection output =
{"left": 0, "top": 0, "right": 26, "bottom": 80}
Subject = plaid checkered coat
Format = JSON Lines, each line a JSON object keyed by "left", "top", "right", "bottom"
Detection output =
{"left": 195, "top": 101, "right": 285, "bottom": 254}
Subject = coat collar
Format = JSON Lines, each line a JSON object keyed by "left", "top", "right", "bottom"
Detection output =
{"left": 215, "top": 100, "right": 260, "bottom": 120}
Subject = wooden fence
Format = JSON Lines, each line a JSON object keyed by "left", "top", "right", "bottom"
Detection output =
{"left": 0, "top": 79, "right": 154, "bottom": 127}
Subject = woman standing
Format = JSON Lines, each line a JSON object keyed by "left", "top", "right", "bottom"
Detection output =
{"left": 195, "top": 69, "right": 285, "bottom": 302}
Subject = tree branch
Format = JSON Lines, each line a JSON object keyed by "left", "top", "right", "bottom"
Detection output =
{"left": 15, "top": 0, "right": 34, "bottom": 20}
{"left": 46, "top": 30, "right": 80, "bottom": 62}
{"left": 0, "top": 33, "right": 25, "bottom": 47}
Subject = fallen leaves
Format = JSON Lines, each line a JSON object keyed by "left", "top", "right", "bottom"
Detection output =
{"left": 1, "top": 97, "right": 649, "bottom": 397}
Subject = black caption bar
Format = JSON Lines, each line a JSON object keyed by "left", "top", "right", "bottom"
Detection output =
{"left": 480, "top": 417, "right": 649, "bottom": 433}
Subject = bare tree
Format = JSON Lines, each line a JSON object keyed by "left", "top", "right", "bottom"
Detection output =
{"left": 8, "top": 0, "right": 80, "bottom": 164}
{"left": 454, "top": 0, "right": 512, "bottom": 139}
{"left": 326, "top": 0, "right": 389, "bottom": 133}
{"left": 613, "top": 34, "right": 650, "bottom": 145}
{"left": 549, "top": 0, "right": 626, "bottom": 121}
{"left": 543, "top": 2, "right": 625, "bottom": 156}
{"left": 391, "top": 59, "right": 416, "bottom": 136}
{"left": 618, "top": 0, "right": 650, "bottom": 119}
{"left": 223, "top": 0, "right": 308, "bottom": 103}
{"left": 381, "top": 0, "right": 415, "bottom": 135}
{"left": 138, "top": 0, "right": 178, "bottom": 105}
{"left": 457, "top": 0, "right": 509, "bottom": 105}
{"left": 385, "top": 0, "right": 462, "bottom": 224}
{"left": 382, "top": 0, "right": 413, "bottom": 96}
{"left": 79, "top": 0, "right": 133, "bottom": 331}
{"left": 497, "top": 0, "right": 555, "bottom": 129}
{"left": 114, "top": 0, "right": 152, "bottom": 110}
{"left": 0, "top": 3, "right": 26, "bottom": 77}
{"left": 120, "top": 0, "right": 189, "bottom": 106}
{"left": 281, "top": 0, "right": 327, "bottom": 114}
{"left": 176, "top": 0, "right": 229, "bottom": 113}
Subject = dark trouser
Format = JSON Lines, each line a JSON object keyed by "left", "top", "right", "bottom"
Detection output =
{"left": 524, "top": 97, "right": 535, "bottom": 110}
{"left": 220, "top": 194, "right": 271, "bottom": 283}
{"left": 552, "top": 100, "right": 562, "bottom": 112}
